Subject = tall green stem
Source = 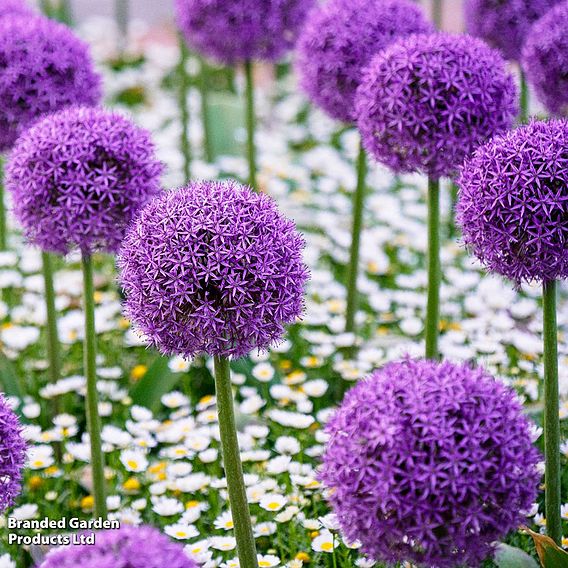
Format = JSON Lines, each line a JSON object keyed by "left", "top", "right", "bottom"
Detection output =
{"left": 198, "top": 57, "right": 214, "bottom": 163}
{"left": 543, "top": 280, "right": 561, "bottom": 545}
{"left": 178, "top": 36, "right": 192, "bottom": 181}
{"left": 213, "top": 356, "right": 258, "bottom": 568}
{"left": 520, "top": 70, "right": 529, "bottom": 124}
{"left": 42, "top": 252, "right": 61, "bottom": 388}
{"left": 432, "top": 0, "right": 443, "bottom": 29}
{"left": 425, "top": 177, "right": 441, "bottom": 360}
{"left": 345, "top": 140, "right": 367, "bottom": 335}
{"left": 0, "top": 156, "right": 5, "bottom": 251}
{"left": 115, "top": 0, "right": 129, "bottom": 55}
{"left": 245, "top": 60, "right": 257, "bottom": 189}
{"left": 81, "top": 253, "right": 107, "bottom": 519}
{"left": 448, "top": 181, "right": 458, "bottom": 239}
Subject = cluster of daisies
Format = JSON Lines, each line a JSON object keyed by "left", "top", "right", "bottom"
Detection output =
{"left": 0, "top": 0, "right": 568, "bottom": 568}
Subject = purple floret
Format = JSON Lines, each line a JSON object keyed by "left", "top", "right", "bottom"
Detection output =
{"left": 6, "top": 106, "right": 163, "bottom": 256}
{"left": 39, "top": 525, "right": 198, "bottom": 568}
{"left": 174, "top": 0, "right": 315, "bottom": 65}
{"left": 320, "top": 358, "right": 541, "bottom": 568}
{"left": 295, "top": 0, "right": 433, "bottom": 123}
{"left": 458, "top": 119, "right": 568, "bottom": 285}
{"left": 355, "top": 32, "right": 518, "bottom": 179}
{"left": 0, "top": 15, "right": 101, "bottom": 152}
{"left": 118, "top": 180, "right": 308, "bottom": 359}
{"left": 0, "top": 394, "right": 26, "bottom": 514}
{"left": 522, "top": 1, "right": 568, "bottom": 115}
{"left": 464, "top": 0, "right": 562, "bottom": 61}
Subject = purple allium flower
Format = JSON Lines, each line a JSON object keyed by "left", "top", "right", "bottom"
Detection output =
{"left": 457, "top": 119, "right": 568, "bottom": 285}
{"left": 174, "top": 0, "right": 315, "bottom": 65}
{"left": 320, "top": 359, "right": 541, "bottom": 568}
{"left": 6, "top": 106, "right": 163, "bottom": 256}
{"left": 295, "top": 0, "right": 433, "bottom": 123}
{"left": 39, "top": 525, "right": 198, "bottom": 568}
{"left": 118, "top": 180, "right": 308, "bottom": 359}
{"left": 0, "top": 0, "right": 35, "bottom": 19}
{"left": 0, "top": 394, "right": 26, "bottom": 514}
{"left": 355, "top": 33, "right": 518, "bottom": 179}
{"left": 464, "top": 0, "right": 562, "bottom": 61}
{"left": 0, "top": 15, "right": 101, "bottom": 152}
{"left": 522, "top": 1, "right": 568, "bottom": 115}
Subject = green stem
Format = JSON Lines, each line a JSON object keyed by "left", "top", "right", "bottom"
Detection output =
{"left": 543, "top": 279, "right": 561, "bottom": 545}
{"left": 448, "top": 181, "right": 458, "bottom": 239}
{"left": 81, "top": 253, "right": 107, "bottom": 520}
{"left": 178, "top": 36, "right": 192, "bottom": 181}
{"left": 213, "top": 356, "right": 258, "bottom": 568}
{"left": 0, "top": 156, "right": 5, "bottom": 251}
{"left": 345, "top": 140, "right": 367, "bottom": 335}
{"left": 115, "top": 0, "right": 129, "bottom": 55}
{"left": 432, "top": 0, "right": 443, "bottom": 29}
{"left": 198, "top": 57, "right": 214, "bottom": 163}
{"left": 520, "top": 69, "right": 529, "bottom": 124}
{"left": 425, "top": 177, "right": 441, "bottom": 360}
{"left": 245, "top": 60, "right": 257, "bottom": 189}
{"left": 42, "top": 252, "right": 61, "bottom": 387}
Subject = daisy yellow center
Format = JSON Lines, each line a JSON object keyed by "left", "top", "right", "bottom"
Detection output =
{"left": 267, "top": 502, "right": 281, "bottom": 510}
{"left": 321, "top": 542, "right": 334, "bottom": 552}
{"left": 126, "top": 460, "right": 139, "bottom": 469}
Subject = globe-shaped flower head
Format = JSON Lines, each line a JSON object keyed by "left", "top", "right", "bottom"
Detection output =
{"left": 119, "top": 180, "right": 308, "bottom": 359}
{"left": 174, "top": 0, "right": 315, "bottom": 65}
{"left": 321, "top": 359, "right": 541, "bottom": 567}
{"left": 356, "top": 33, "right": 518, "bottom": 179}
{"left": 296, "top": 0, "right": 433, "bottom": 123}
{"left": 0, "top": 15, "right": 101, "bottom": 152}
{"left": 465, "top": 0, "right": 561, "bottom": 61}
{"left": 0, "top": 394, "right": 26, "bottom": 513}
{"left": 0, "top": 0, "right": 35, "bottom": 19}
{"left": 457, "top": 119, "right": 568, "bottom": 285}
{"left": 6, "top": 106, "right": 164, "bottom": 256}
{"left": 522, "top": 1, "right": 568, "bottom": 115}
{"left": 40, "top": 525, "right": 198, "bottom": 568}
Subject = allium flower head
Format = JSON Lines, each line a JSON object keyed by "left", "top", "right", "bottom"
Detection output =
{"left": 0, "top": 15, "right": 101, "bottom": 152}
{"left": 0, "top": 394, "right": 26, "bottom": 514}
{"left": 356, "top": 32, "right": 518, "bottom": 179}
{"left": 0, "top": 0, "right": 35, "bottom": 19}
{"left": 522, "top": 1, "right": 568, "bottom": 115}
{"left": 39, "top": 525, "right": 198, "bottom": 568}
{"left": 119, "top": 180, "right": 308, "bottom": 359}
{"left": 174, "top": 0, "right": 315, "bottom": 65}
{"left": 465, "top": 0, "right": 562, "bottom": 61}
{"left": 295, "top": 0, "right": 433, "bottom": 123}
{"left": 321, "top": 359, "right": 540, "bottom": 568}
{"left": 457, "top": 119, "right": 568, "bottom": 285}
{"left": 6, "top": 106, "right": 163, "bottom": 256}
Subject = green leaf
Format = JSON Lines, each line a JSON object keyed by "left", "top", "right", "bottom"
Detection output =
{"left": 0, "top": 351, "right": 23, "bottom": 397}
{"left": 130, "top": 356, "right": 181, "bottom": 412}
{"left": 494, "top": 543, "right": 539, "bottom": 568}
{"left": 523, "top": 527, "right": 568, "bottom": 567}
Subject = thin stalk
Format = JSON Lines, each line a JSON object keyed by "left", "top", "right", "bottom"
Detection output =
{"left": 425, "top": 177, "right": 441, "bottom": 360}
{"left": 448, "top": 181, "right": 458, "bottom": 239}
{"left": 115, "top": 0, "right": 129, "bottom": 56}
{"left": 178, "top": 36, "right": 192, "bottom": 181}
{"left": 542, "top": 279, "right": 561, "bottom": 544}
{"left": 520, "top": 69, "right": 529, "bottom": 123}
{"left": 344, "top": 140, "right": 367, "bottom": 335}
{"left": 42, "top": 252, "right": 61, "bottom": 389}
{"left": 245, "top": 60, "right": 257, "bottom": 189}
{"left": 198, "top": 57, "right": 214, "bottom": 163}
{"left": 432, "top": 0, "right": 443, "bottom": 29}
{"left": 81, "top": 253, "right": 107, "bottom": 519}
{"left": 213, "top": 356, "right": 258, "bottom": 568}
{"left": 0, "top": 156, "right": 5, "bottom": 251}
